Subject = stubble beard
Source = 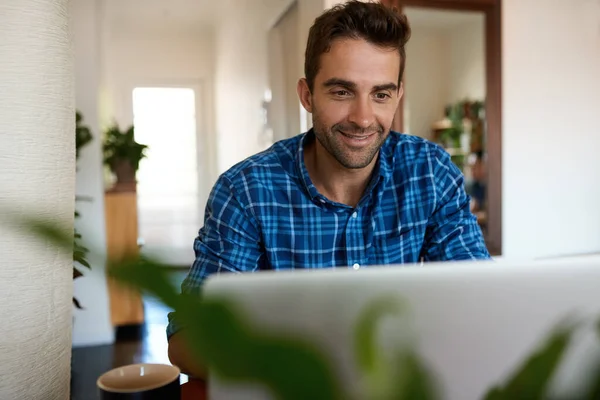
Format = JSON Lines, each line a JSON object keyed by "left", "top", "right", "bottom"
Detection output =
{"left": 311, "top": 110, "right": 388, "bottom": 170}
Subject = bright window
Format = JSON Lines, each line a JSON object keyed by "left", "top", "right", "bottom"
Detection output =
{"left": 132, "top": 87, "right": 200, "bottom": 265}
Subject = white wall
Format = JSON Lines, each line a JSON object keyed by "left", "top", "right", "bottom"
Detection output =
{"left": 67, "top": 0, "right": 324, "bottom": 347}
{"left": 403, "top": 11, "right": 485, "bottom": 139}
{"left": 268, "top": 2, "right": 301, "bottom": 141}
{"left": 219, "top": 0, "right": 347, "bottom": 161}
{"left": 103, "top": 27, "right": 217, "bottom": 191}
{"left": 502, "top": 0, "right": 600, "bottom": 258}
{"left": 100, "top": 1, "right": 296, "bottom": 177}
{"left": 268, "top": 23, "right": 288, "bottom": 142}
{"left": 72, "top": 2, "right": 220, "bottom": 345}
{"left": 101, "top": 25, "right": 218, "bottom": 271}
{"left": 404, "top": 30, "right": 449, "bottom": 139}
{"left": 214, "top": 5, "right": 274, "bottom": 172}
{"left": 283, "top": 2, "right": 302, "bottom": 138}
{"left": 448, "top": 19, "right": 485, "bottom": 104}
{"left": 71, "top": 0, "right": 114, "bottom": 347}
{"left": 268, "top": 0, "right": 343, "bottom": 141}
{"left": 297, "top": 0, "right": 332, "bottom": 131}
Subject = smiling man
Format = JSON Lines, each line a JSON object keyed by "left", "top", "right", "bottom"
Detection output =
{"left": 168, "top": 0, "right": 490, "bottom": 378}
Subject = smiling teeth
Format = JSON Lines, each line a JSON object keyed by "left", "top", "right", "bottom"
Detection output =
{"left": 343, "top": 133, "right": 370, "bottom": 139}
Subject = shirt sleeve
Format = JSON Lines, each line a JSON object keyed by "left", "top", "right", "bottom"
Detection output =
{"left": 167, "top": 174, "right": 263, "bottom": 338}
{"left": 420, "top": 148, "right": 491, "bottom": 262}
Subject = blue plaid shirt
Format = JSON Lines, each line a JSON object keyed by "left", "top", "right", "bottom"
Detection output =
{"left": 167, "top": 130, "right": 489, "bottom": 337}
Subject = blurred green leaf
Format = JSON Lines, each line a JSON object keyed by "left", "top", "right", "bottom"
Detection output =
{"left": 73, "top": 242, "right": 89, "bottom": 253}
{"left": 108, "top": 258, "right": 344, "bottom": 400}
{"left": 391, "top": 351, "right": 440, "bottom": 400}
{"left": 107, "top": 257, "right": 181, "bottom": 308}
{"left": 17, "top": 215, "right": 91, "bottom": 307}
{"left": 354, "top": 296, "right": 403, "bottom": 398}
{"left": 19, "top": 213, "right": 600, "bottom": 400}
{"left": 483, "top": 388, "right": 504, "bottom": 400}
{"left": 73, "top": 297, "right": 83, "bottom": 309}
{"left": 483, "top": 322, "right": 577, "bottom": 400}
{"left": 583, "top": 362, "right": 600, "bottom": 400}
{"left": 579, "top": 319, "right": 600, "bottom": 400}
{"left": 194, "top": 297, "right": 342, "bottom": 400}
{"left": 73, "top": 232, "right": 90, "bottom": 269}
{"left": 74, "top": 254, "right": 91, "bottom": 269}
{"left": 355, "top": 296, "right": 402, "bottom": 373}
{"left": 20, "top": 217, "right": 73, "bottom": 251}
{"left": 354, "top": 296, "right": 439, "bottom": 400}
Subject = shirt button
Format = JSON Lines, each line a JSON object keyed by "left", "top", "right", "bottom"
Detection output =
{"left": 352, "top": 212, "right": 358, "bottom": 219}
{"left": 352, "top": 263, "right": 360, "bottom": 270}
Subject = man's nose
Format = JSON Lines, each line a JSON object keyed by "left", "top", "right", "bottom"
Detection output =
{"left": 348, "top": 97, "right": 375, "bottom": 129}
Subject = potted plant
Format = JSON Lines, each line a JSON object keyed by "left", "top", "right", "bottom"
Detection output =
{"left": 73, "top": 110, "right": 93, "bottom": 309}
{"left": 103, "top": 123, "right": 148, "bottom": 192}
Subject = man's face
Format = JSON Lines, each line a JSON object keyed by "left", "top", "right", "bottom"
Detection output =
{"left": 298, "top": 38, "right": 403, "bottom": 169}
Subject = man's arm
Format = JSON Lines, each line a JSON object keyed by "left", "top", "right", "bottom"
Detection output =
{"left": 167, "top": 174, "right": 263, "bottom": 378}
{"left": 168, "top": 331, "right": 208, "bottom": 378}
{"left": 420, "top": 148, "right": 490, "bottom": 261}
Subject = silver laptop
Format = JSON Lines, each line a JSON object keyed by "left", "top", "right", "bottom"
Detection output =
{"left": 203, "top": 257, "right": 600, "bottom": 399}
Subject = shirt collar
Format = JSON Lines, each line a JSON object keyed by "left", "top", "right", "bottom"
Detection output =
{"left": 295, "top": 129, "right": 395, "bottom": 205}
{"left": 296, "top": 130, "right": 321, "bottom": 202}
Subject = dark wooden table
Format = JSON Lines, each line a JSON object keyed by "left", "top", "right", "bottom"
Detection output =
{"left": 181, "top": 379, "right": 207, "bottom": 400}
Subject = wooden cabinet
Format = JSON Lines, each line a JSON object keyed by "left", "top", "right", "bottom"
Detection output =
{"left": 104, "top": 191, "right": 145, "bottom": 327}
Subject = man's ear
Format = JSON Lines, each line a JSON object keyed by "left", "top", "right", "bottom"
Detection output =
{"left": 297, "top": 78, "right": 313, "bottom": 113}
{"left": 394, "top": 82, "right": 404, "bottom": 111}
{"left": 397, "top": 82, "right": 404, "bottom": 102}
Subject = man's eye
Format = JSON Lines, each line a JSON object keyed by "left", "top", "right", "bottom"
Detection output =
{"left": 334, "top": 90, "right": 350, "bottom": 96}
{"left": 375, "top": 93, "right": 390, "bottom": 100}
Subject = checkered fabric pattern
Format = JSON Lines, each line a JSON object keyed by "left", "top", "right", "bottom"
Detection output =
{"left": 167, "top": 130, "right": 489, "bottom": 337}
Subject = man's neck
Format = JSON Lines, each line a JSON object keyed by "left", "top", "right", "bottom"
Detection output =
{"left": 304, "top": 139, "right": 378, "bottom": 208}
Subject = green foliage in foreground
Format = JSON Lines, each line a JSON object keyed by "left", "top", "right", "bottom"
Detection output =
{"left": 16, "top": 216, "right": 600, "bottom": 399}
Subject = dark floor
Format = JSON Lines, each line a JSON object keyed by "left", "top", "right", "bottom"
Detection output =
{"left": 71, "top": 270, "right": 188, "bottom": 400}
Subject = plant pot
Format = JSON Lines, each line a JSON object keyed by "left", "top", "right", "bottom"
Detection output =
{"left": 111, "top": 160, "right": 137, "bottom": 192}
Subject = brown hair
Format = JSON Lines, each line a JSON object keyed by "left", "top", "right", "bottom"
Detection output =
{"left": 304, "top": 1, "right": 411, "bottom": 91}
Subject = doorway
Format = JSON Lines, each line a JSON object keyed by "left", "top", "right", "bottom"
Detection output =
{"left": 383, "top": 0, "right": 502, "bottom": 255}
{"left": 132, "top": 86, "right": 203, "bottom": 266}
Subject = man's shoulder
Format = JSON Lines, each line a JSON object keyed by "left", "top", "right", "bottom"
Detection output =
{"left": 386, "top": 131, "right": 449, "bottom": 166}
{"left": 220, "top": 134, "right": 302, "bottom": 187}
{"left": 385, "top": 132, "right": 463, "bottom": 200}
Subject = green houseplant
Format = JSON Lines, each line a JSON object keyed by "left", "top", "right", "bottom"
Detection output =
{"left": 103, "top": 123, "right": 148, "bottom": 192}
{"left": 439, "top": 103, "right": 463, "bottom": 150}
{"left": 73, "top": 111, "right": 93, "bottom": 309}
{"left": 76, "top": 111, "right": 92, "bottom": 157}
{"left": 13, "top": 217, "right": 600, "bottom": 399}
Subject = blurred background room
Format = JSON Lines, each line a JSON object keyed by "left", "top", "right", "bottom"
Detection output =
{"left": 1, "top": 0, "right": 599, "bottom": 398}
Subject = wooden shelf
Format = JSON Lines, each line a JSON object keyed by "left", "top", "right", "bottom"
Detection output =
{"left": 104, "top": 191, "right": 145, "bottom": 327}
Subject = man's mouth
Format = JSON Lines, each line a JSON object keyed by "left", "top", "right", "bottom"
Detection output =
{"left": 339, "top": 131, "right": 376, "bottom": 140}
